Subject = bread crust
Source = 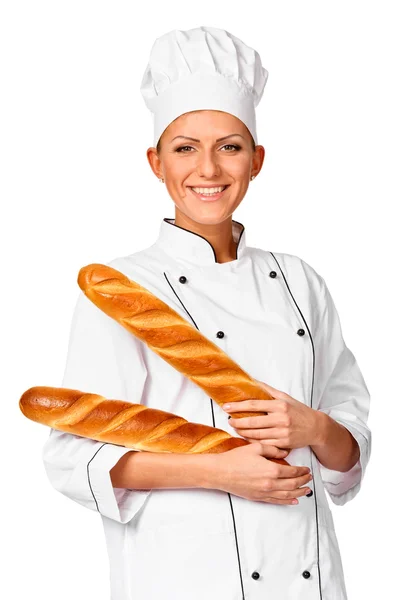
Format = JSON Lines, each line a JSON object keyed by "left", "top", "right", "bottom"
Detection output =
{"left": 78, "top": 263, "right": 277, "bottom": 420}
{"left": 19, "top": 386, "right": 289, "bottom": 464}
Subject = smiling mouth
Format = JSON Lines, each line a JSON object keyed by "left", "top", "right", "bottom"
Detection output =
{"left": 187, "top": 185, "right": 231, "bottom": 202}
{"left": 188, "top": 185, "right": 229, "bottom": 192}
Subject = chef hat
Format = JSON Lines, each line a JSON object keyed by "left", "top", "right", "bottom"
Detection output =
{"left": 140, "top": 26, "right": 269, "bottom": 148}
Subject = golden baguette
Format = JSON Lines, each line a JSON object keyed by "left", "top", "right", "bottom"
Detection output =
{"left": 77, "top": 263, "right": 277, "bottom": 422}
{"left": 19, "top": 386, "right": 289, "bottom": 464}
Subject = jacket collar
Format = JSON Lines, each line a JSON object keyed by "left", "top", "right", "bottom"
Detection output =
{"left": 155, "top": 217, "right": 247, "bottom": 266}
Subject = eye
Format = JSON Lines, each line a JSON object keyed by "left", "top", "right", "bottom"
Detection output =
{"left": 175, "top": 145, "right": 195, "bottom": 153}
{"left": 222, "top": 144, "right": 241, "bottom": 151}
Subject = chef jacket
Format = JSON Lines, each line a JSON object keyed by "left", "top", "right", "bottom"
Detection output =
{"left": 42, "top": 217, "right": 372, "bottom": 600}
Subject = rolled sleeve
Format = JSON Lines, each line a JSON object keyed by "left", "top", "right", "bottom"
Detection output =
{"left": 87, "top": 443, "right": 151, "bottom": 524}
{"left": 43, "top": 429, "right": 151, "bottom": 524}
{"left": 310, "top": 270, "right": 372, "bottom": 506}
{"left": 318, "top": 402, "right": 371, "bottom": 506}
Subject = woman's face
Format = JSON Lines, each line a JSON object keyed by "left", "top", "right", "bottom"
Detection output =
{"left": 147, "top": 110, "right": 264, "bottom": 226}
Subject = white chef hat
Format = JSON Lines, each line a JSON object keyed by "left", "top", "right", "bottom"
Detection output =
{"left": 140, "top": 26, "right": 269, "bottom": 148}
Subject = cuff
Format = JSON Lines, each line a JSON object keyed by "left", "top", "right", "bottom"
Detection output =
{"left": 88, "top": 443, "right": 152, "bottom": 523}
{"left": 318, "top": 419, "right": 370, "bottom": 506}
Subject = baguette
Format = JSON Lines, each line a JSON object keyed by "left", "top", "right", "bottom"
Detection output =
{"left": 19, "top": 386, "right": 289, "bottom": 464}
{"left": 77, "top": 263, "right": 278, "bottom": 421}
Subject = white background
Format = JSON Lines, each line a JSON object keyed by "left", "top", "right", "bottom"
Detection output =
{"left": 1, "top": 1, "right": 397, "bottom": 598}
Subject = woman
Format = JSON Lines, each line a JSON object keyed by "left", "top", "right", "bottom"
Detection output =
{"left": 42, "top": 26, "right": 371, "bottom": 600}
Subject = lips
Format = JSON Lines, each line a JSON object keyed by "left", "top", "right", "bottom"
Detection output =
{"left": 188, "top": 185, "right": 229, "bottom": 191}
{"left": 188, "top": 185, "right": 230, "bottom": 202}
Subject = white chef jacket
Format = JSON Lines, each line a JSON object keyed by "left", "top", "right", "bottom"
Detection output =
{"left": 42, "top": 217, "right": 372, "bottom": 600}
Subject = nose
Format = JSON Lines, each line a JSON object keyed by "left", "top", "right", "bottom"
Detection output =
{"left": 196, "top": 151, "right": 222, "bottom": 179}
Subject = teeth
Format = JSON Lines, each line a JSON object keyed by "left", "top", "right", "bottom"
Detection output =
{"left": 191, "top": 186, "right": 226, "bottom": 194}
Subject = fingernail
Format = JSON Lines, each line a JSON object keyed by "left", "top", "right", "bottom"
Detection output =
{"left": 223, "top": 404, "right": 231, "bottom": 410}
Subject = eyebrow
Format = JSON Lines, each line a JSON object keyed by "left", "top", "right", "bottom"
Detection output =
{"left": 170, "top": 134, "right": 245, "bottom": 143}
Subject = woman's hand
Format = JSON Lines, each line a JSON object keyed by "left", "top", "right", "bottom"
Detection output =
{"left": 222, "top": 380, "right": 324, "bottom": 449}
{"left": 209, "top": 441, "right": 313, "bottom": 504}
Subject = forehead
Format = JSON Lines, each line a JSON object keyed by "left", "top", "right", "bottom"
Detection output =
{"left": 165, "top": 110, "right": 246, "bottom": 137}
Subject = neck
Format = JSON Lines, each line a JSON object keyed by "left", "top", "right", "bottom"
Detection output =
{"left": 174, "top": 209, "right": 238, "bottom": 264}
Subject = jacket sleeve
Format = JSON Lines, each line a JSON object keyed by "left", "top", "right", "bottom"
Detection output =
{"left": 42, "top": 276, "right": 152, "bottom": 524}
{"left": 312, "top": 273, "right": 372, "bottom": 506}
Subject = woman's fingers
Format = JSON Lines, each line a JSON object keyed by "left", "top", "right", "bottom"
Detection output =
{"left": 270, "top": 472, "right": 313, "bottom": 491}
{"left": 263, "top": 497, "right": 302, "bottom": 505}
{"left": 260, "top": 473, "right": 313, "bottom": 503}
{"left": 262, "top": 486, "right": 311, "bottom": 504}
{"left": 267, "top": 485, "right": 311, "bottom": 500}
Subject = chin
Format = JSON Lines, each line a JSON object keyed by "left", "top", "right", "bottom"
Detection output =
{"left": 186, "top": 210, "right": 234, "bottom": 226}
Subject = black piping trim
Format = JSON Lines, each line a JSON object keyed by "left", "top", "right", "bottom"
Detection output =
{"left": 163, "top": 217, "right": 245, "bottom": 262}
{"left": 269, "top": 252, "right": 323, "bottom": 600}
{"left": 87, "top": 442, "right": 108, "bottom": 512}
{"left": 163, "top": 270, "right": 246, "bottom": 600}
{"left": 163, "top": 273, "right": 200, "bottom": 330}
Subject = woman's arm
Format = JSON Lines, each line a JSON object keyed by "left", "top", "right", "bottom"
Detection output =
{"left": 110, "top": 451, "right": 217, "bottom": 490}
{"left": 43, "top": 286, "right": 154, "bottom": 524}
{"left": 310, "top": 410, "right": 361, "bottom": 472}
{"left": 310, "top": 268, "right": 372, "bottom": 505}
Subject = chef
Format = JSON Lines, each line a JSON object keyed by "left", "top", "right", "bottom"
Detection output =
{"left": 42, "top": 26, "right": 372, "bottom": 600}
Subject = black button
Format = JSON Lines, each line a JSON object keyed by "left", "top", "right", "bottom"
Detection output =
{"left": 297, "top": 328, "right": 305, "bottom": 336}
{"left": 302, "top": 570, "right": 311, "bottom": 579}
{"left": 179, "top": 276, "right": 187, "bottom": 284}
{"left": 216, "top": 331, "right": 225, "bottom": 338}
{"left": 269, "top": 271, "right": 277, "bottom": 278}
{"left": 251, "top": 572, "right": 260, "bottom": 580}
{"left": 306, "top": 490, "right": 313, "bottom": 497}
